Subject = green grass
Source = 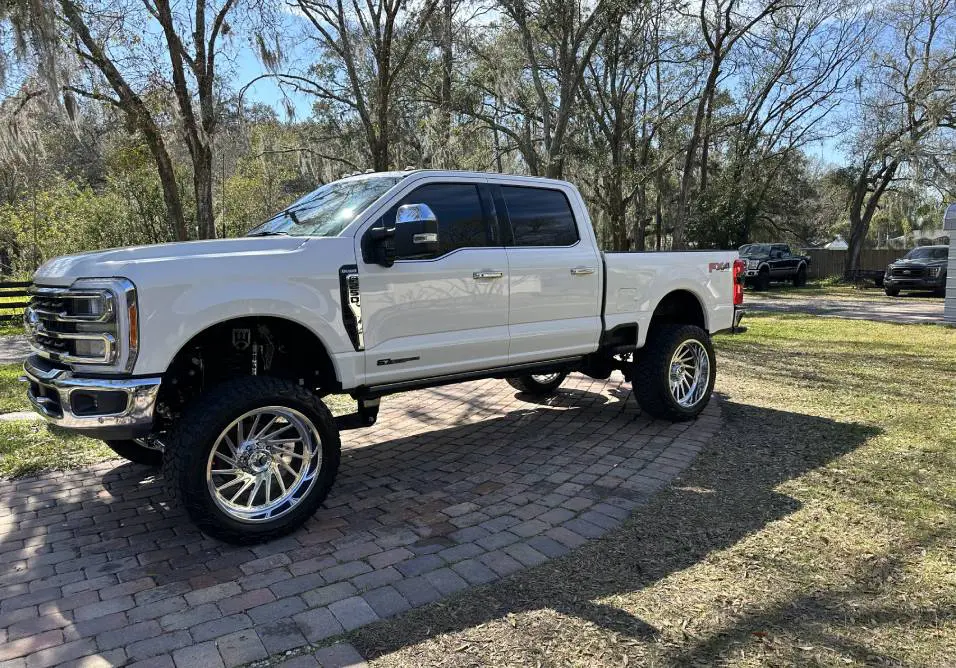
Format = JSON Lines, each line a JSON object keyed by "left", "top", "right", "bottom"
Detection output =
{"left": 342, "top": 314, "right": 956, "bottom": 667}
{"left": 751, "top": 279, "right": 889, "bottom": 301}
{"left": 0, "top": 364, "right": 28, "bottom": 413}
{"left": 0, "top": 422, "right": 114, "bottom": 478}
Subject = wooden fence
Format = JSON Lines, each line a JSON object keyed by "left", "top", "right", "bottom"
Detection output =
{"left": 801, "top": 249, "right": 902, "bottom": 279}
{"left": 0, "top": 280, "right": 30, "bottom": 323}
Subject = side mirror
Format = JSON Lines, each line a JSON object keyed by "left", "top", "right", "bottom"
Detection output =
{"left": 393, "top": 203, "right": 440, "bottom": 260}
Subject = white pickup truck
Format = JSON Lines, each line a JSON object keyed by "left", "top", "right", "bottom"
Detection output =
{"left": 22, "top": 170, "right": 744, "bottom": 543}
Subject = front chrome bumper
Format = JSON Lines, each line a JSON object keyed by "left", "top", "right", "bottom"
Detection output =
{"left": 20, "top": 356, "right": 161, "bottom": 439}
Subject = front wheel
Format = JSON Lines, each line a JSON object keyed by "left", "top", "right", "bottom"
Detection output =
{"left": 793, "top": 265, "right": 807, "bottom": 287}
{"left": 755, "top": 270, "right": 770, "bottom": 291}
{"left": 885, "top": 286, "right": 900, "bottom": 297}
{"left": 162, "top": 376, "right": 341, "bottom": 544}
{"left": 104, "top": 439, "right": 163, "bottom": 466}
{"left": 633, "top": 325, "right": 716, "bottom": 422}
{"left": 507, "top": 372, "right": 568, "bottom": 397}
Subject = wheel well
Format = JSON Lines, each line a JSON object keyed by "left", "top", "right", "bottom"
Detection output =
{"left": 155, "top": 316, "right": 339, "bottom": 428}
{"left": 649, "top": 290, "right": 706, "bottom": 332}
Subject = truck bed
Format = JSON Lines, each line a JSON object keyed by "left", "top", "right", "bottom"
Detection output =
{"left": 602, "top": 251, "right": 739, "bottom": 345}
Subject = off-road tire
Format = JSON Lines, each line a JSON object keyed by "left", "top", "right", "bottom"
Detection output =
{"left": 755, "top": 269, "right": 770, "bottom": 291}
{"left": 104, "top": 439, "right": 162, "bottom": 466}
{"left": 793, "top": 264, "right": 808, "bottom": 287}
{"left": 934, "top": 285, "right": 945, "bottom": 298}
{"left": 507, "top": 372, "right": 568, "bottom": 396}
{"left": 162, "top": 376, "right": 341, "bottom": 544}
{"left": 633, "top": 325, "right": 716, "bottom": 422}
{"left": 884, "top": 286, "right": 900, "bottom": 297}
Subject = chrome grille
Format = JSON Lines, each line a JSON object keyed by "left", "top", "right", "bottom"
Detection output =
{"left": 26, "top": 286, "right": 118, "bottom": 365}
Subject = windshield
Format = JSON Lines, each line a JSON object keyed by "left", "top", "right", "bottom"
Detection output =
{"left": 903, "top": 247, "right": 948, "bottom": 261}
{"left": 739, "top": 244, "right": 771, "bottom": 256}
{"left": 247, "top": 176, "right": 404, "bottom": 237}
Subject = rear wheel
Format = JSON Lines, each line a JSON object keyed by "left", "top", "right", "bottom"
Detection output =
{"left": 104, "top": 439, "right": 162, "bottom": 466}
{"left": 507, "top": 372, "right": 568, "bottom": 397}
{"left": 162, "top": 376, "right": 341, "bottom": 544}
{"left": 884, "top": 286, "right": 900, "bottom": 296}
{"left": 633, "top": 325, "right": 716, "bottom": 422}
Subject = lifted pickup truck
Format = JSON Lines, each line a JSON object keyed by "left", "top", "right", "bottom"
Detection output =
{"left": 739, "top": 243, "right": 810, "bottom": 290}
{"left": 22, "top": 171, "right": 744, "bottom": 543}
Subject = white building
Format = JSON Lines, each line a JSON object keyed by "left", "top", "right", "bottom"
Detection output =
{"left": 823, "top": 235, "right": 848, "bottom": 250}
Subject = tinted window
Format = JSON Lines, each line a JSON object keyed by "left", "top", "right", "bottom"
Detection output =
{"left": 395, "top": 183, "right": 490, "bottom": 256}
{"left": 501, "top": 186, "right": 578, "bottom": 246}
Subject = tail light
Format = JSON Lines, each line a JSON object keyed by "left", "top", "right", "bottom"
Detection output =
{"left": 733, "top": 259, "right": 746, "bottom": 305}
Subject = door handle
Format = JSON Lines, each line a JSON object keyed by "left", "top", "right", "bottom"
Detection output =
{"left": 473, "top": 270, "right": 504, "bottom": 280}
{"left": 570, "top": 266, "right": 595, "bottom": 276}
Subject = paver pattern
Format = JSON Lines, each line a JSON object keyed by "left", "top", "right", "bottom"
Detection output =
{"left": 0, "top": 374, "right": 718, "bottom": 667}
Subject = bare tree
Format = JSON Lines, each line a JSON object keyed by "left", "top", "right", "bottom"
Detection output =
{"left": 294, "top": 0, "right": 440, "bottom": 171}
{"left": 671, "top": 0, "right": 786, "bottom": 248}
{"left": 843, "top": 0, "right": 956, "bottom": 274}
{"left": 465, "top": 0, "right": 608, "bottom": 178}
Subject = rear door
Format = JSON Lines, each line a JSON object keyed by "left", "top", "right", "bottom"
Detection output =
{"left": 357, "top": 179, "right": 510, "bottom": 385}
{"left": 497, "top": 184, "right": 603, "bottom": 364}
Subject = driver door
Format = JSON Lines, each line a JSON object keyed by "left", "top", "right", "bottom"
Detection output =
{"left": 356, "top": 180, "right": 510, "bottom": 386}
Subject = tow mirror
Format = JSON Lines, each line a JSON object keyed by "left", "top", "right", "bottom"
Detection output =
{"left": 393, "top": 203, "right": 440, "bottom": 259}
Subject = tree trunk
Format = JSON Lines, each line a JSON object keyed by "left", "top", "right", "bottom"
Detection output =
{"left": 843, "top": 160, "right": 899, "bottom": 275}
{"left": 152, "top": 146, "right": 189, "bottom": 242}
{"left": 633, "top": 185, "right": 647, "bottom": 251}
{"left": 440, "top": 0, "right": 453, "bottom": 153}
{"left": 193, "top": 145, "right": 215, "bottom": 239}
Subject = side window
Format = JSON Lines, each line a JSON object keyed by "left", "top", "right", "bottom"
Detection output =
{"left": 395, "top": 183, "right": 490, "bottom": 256}
{"left": 501, "top": 186, "right": 578, "bottom": 247}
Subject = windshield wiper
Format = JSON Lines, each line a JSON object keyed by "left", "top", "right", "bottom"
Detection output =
{"left": 248, "top": 209, "right": 301, "bottom": 237}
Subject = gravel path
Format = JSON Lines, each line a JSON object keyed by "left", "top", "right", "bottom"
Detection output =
{"left": 0, "top": 335, "right": 29, "bottom": 365}
{"left": 746, "top": 294, "right": 945, "bottom": 324}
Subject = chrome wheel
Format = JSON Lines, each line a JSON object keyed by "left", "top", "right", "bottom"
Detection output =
{"left": 668, "top": 340, "right": 710, "bottom": 408}
{"left": 206, "top": 406, "right": 321, "bottom": 524}
{"left": 530, "top": 373, "right": 562, "bottom": 385}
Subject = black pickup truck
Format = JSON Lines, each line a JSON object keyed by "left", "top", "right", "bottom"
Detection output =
{"left": 739, "top": 243, "right": 811, "bottom": 290}
{"left": 883, "top": 245, "right": 949, "bottom": 297}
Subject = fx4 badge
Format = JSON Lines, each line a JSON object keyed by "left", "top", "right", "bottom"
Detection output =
{"left": 708, "top": 262, "right": 731, "bottom": 272}
{"left": 232, "top": 328, "right": 252, "bottom": 351}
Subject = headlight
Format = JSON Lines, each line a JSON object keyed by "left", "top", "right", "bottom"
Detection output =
{"left": 927, "top": 267, "right": 942, "bottom": 277}
{"left": 747, "top": 259, "right": 759, "bottom": 268}
{"left": 27, "top": 278, "right": 139, "bottom": 373}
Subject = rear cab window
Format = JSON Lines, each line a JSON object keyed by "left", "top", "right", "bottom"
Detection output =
{"left": 500, "top": 186, "right": 579, "bottom": 247}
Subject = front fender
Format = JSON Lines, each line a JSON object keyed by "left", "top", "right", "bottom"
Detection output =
{"left": 134, "top": 279, "right": 352, "bottom": 380}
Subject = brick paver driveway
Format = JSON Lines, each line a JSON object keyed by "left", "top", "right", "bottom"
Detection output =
{"left": 0, "top": 374, "right": 718, "bottom": 667}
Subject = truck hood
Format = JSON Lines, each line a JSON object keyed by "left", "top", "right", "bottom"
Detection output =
{"left": 33, "top": 237, "right": 310, "bottom": 286}
{"left": 890, "top": 257, "right": 947, "bottom": 268}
